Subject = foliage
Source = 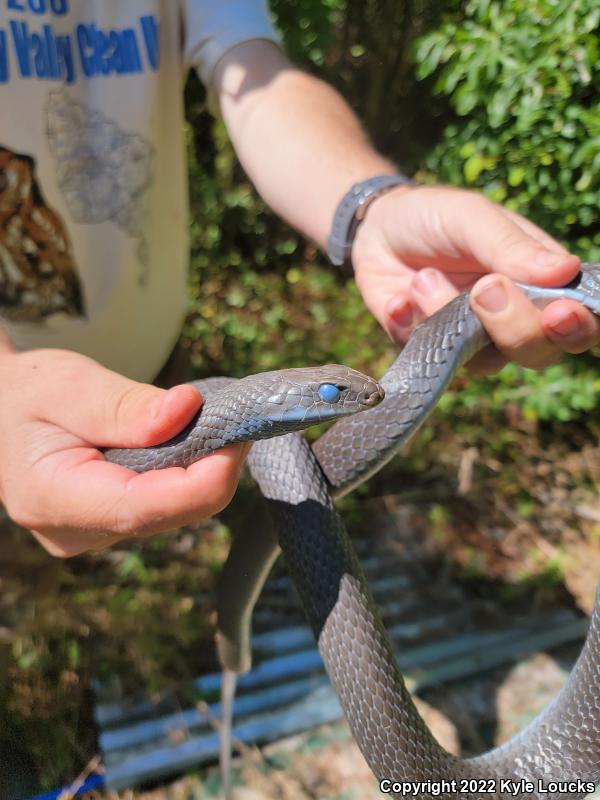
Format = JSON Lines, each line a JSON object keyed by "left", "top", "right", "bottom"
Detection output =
{"left": 439, "top": 360, "right": 600, "bottom": 422}
{"left": 415, "top": 0, "right": 600, "bottom": 259}
{"left": 269, "top": 0, "right": 457, "bottom": 163}
{"left": 269, "top": 0, "right": 342, "bottom": 67}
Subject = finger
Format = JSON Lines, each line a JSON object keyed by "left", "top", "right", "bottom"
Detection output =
{"left": 354, "top": 251, "right": 416, "bottom": 336}
{"left": 449, "top": 196, "right": 581, "bottom": 286}
{"left": 384, "top": 269, "right": 470, "bottom": 344}
{"left": 32, "top": 353, "right": 202, "bottom": 448}
{"left": 410, "top": 268, "right": 460, "bottom": 317}
{"left": 470, "top": 275, "right": 561, "bottom": 369}
{"left": 499, "top": 207, "right": 566, "bottom": 251}
{"left": 542, "top": 300, "right": 600, "bottom": 354}
{"left": 23, "top": 443, "right": 250, "bottom": 555}
{"left": 384, "top": 296, "right": 425, "bottom": 344}
{"left": 466, "top": 345, "right": 508, "bottom": 376}
{"left": 31, "top": 529, "right": 123, "bottom": 558}
{"left": 443, "top": 271, "right": 486, "bottom": 292}
{"left": 116, "top": 445, "right": 249, "bottom": 532}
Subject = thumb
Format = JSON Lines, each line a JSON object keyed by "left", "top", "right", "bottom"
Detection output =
{"left": 459, "top": 202, "right": 580, "bottom": 286}
{"left": 37, "top": 354, "right": 202, "bottom": 448}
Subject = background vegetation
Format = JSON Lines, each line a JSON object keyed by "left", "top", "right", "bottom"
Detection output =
{"left": 185, "top": 0, "right": 600, "bottom": 415}
{"left": 2, "top": 0, "right": 599, "bottom": 792}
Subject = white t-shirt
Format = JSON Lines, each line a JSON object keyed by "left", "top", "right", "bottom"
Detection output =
{"left": 0, "top": 0, "right": 278, "bottom": 381}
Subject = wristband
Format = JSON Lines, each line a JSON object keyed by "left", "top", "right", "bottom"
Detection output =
{"left": 327, "top": 174, "right": 416, "bottom": 267}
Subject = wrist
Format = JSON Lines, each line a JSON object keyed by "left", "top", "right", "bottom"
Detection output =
{"left": 358, "top": 182, "right": 416, "bottom": 227}
{"left": 351, "top": 186, "right": 427, "bottom": 281}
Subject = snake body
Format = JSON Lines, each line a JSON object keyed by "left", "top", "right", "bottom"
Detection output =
{"left": 105, "top": 265, "right": 600, "bottom": 799}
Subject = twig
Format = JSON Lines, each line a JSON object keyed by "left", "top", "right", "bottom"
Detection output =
{"left": 458, "top": 447, "right": 479, "bottom": 495}
{"left": 194, "top": 699, "right": 259, "bottom": 761}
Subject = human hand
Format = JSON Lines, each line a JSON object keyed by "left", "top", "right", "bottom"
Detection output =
{"left": 0, "top": 349, "right": 249, "bottom": 557}
{"left": 352, "top": 185, "right": 600, "bottom": 372}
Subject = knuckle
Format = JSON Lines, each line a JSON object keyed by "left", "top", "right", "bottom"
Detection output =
{"left": 111, "top": 498, "right": 156, "bottom": 538}
{"left": 492, "top": 319, "right": 541, "bottom": 353}
{"left": 496, "top": 231, "right": 530, "bottom": 259}
{"left": 112, "top": 385, "right": 159, "bottom": 446}
{"left": 504, "top": 332, "right": 532, "bottom": 353}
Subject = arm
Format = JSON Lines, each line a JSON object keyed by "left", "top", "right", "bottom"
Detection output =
{"left": 213, "top": 40, "right": 393, "bottom": 249}
{"left": 212, "top": 40, "right": 599, "bottom": 370}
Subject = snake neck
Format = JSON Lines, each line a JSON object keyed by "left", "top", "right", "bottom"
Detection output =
{"left": 313, "top": 293, "right": 489, "bottom": 496}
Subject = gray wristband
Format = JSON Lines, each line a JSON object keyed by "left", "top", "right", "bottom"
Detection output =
{"left": 327, "top": 174, "right": 416, "bottom": 267}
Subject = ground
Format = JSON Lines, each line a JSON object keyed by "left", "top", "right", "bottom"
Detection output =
{"left": 1, "top": 395, "right": 600, "bottom": 798}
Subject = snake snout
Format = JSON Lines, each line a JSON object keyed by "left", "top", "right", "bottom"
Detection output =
{"left": 360, "top": 382, "right": 385, "bottom": 407}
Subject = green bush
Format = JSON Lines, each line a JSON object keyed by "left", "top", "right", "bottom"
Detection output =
{"left": 439, "top": 359, "right": 600, "bottom": 423}
{"left": 269, "top": 0, "right": 342, "bottom": 67}
{"left": 416, "top": 0, "right": 600, "bottom": 259}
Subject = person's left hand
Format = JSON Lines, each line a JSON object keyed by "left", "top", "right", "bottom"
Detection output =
{"left": 352, "top": 185, "right": 600, "bottom": 373}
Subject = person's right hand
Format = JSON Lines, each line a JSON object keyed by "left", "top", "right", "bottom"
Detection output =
{"left": 0, "top": 349, "right": 250, "bottom": 558}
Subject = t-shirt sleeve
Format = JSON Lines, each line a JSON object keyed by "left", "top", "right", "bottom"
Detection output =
{"left": 181, "top": 0, "right": 281, "bottom": 87}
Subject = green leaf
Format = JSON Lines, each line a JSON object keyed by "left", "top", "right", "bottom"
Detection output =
{"left": 508, "top": 166, "right": 526, "bottom": 186}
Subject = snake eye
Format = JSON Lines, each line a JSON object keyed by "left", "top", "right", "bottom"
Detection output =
{"left": 318, "top": 383, "right": 342, "bottom": 403}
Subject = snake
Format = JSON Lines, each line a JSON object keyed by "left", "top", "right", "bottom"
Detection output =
{"left": 105, "top": 264, "right": 600, "bottom": 799}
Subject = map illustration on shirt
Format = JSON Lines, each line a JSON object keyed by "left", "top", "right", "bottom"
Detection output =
{"left": 46, "top": 89, "right": 154, "bottom": 282}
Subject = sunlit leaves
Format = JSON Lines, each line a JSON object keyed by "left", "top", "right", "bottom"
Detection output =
{"left": 415, "top": 0, "right": 600, "bottom": 259}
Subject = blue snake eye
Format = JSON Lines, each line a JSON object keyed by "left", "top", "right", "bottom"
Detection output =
{"left": 318, "top": 383, "right": 342, "bottom": 403}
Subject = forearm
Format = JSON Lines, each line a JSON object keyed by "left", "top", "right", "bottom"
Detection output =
{"left": 213, "top": 40, "right": 393, "bottom": 249}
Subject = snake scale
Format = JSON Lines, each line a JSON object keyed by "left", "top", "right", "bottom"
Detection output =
{"left": 105, "top": 265, "right": 600, "bottom": 799}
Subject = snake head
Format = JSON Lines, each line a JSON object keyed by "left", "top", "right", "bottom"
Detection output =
{"left": 232, "top": 364, "right": 385, "bottom": 436}
{"left": 102, "top": 365, "right": 385, "bottom": 471}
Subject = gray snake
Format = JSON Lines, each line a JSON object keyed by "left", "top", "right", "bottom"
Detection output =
{"left": 105, "top": 265, "right": 600, "bottom": 799}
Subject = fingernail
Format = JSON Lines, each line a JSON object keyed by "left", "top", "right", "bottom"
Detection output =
{"left": 472, "top": 280, "right": 508, "bottom": 313}
{"left": 550, "top": 312, "right": 580, "bottom": 337}
{"left": 535, "top": 250, "right": 566, "bottom": 268}
{"left": 388, "top": 300, "right": 413, "bottom": 328}
{"left": 413, "top": 268, "right": 440, "bottom": 295}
